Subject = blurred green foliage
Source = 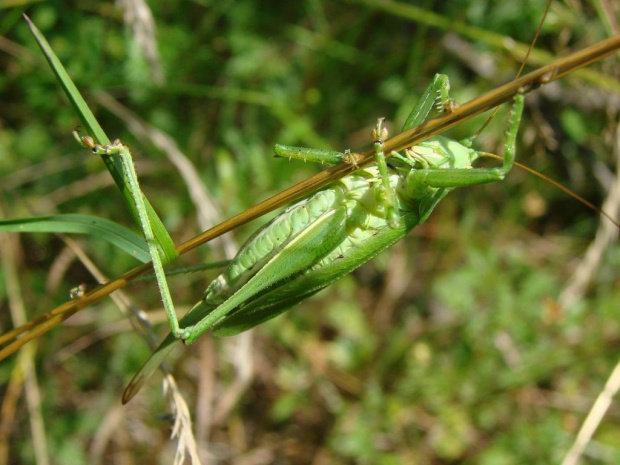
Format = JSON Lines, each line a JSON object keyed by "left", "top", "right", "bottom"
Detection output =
{"left": 1, "top": 0, "right": 619, "bottom": 463}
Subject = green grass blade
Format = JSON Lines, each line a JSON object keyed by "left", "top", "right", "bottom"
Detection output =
{"left": 0, "top": 214, "right": 151, "bottom": 263}
{"left": 23, "top": 15, "right": 106, "bottom": 144}
{"left": 23, "top": 14, "right": 178, "bottom": 264}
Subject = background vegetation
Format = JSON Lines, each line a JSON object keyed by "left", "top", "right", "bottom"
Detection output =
{"left": 1, "top": 0, "right": 619, "bottom": 463}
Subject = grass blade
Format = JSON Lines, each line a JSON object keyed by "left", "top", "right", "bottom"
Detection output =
{"left": 0, "top": 214, "right": 151, "bottom": 263}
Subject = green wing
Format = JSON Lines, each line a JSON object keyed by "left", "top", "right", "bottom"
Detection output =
{"left": 123, "top": 205, "right": 349, "bottom": 402}
{"left": 211, "top": 208, "right": 422, "bottom": 335}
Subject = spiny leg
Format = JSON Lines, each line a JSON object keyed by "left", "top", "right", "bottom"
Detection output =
{"left": 500, "top": 91, "right": 525, "bottom": 175}
{"left": 372, "top": 118, "right": 400, "bottom": 228}
{"left": 274, "top": 145, "right": 348, "bottom": 166}
{"left": 274, "top": 144, "right": 362, "bottom": 169}
{"left": 275, "top": 75, "right": 454, "bottom": 167}
{"left": 274, "top": 75, "right": 457, "bottom": 228}
{"left": 276, "top": 119, "right": 402, "bottom": 228}
{"left": 403, "top": 74, "right": 453, "bottom": 131}
{"left": 74, "top": 133, "right": 185, "bottom": 340}
{"left": 406, "top": 91, "right": 525, "bottom": 190}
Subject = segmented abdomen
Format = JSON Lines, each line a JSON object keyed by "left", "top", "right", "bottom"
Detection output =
{"left": 204, "top": 187, "right": 343, "bottom": 304}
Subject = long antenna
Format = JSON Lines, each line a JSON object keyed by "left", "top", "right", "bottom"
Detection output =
{"left": 483, "top": 153, "right": 620, "bottom": 228}
{"left": 471, "top": 0, "right": 620, "bottom": 228}
{"left": 472, "top": 0, "right": 552, "bottom": 138}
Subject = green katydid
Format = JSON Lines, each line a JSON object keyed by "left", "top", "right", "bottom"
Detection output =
{"left": 3, "top": 33, "right": 620, "bottom": 374}
{"left": 114, "top": 74, "right": 525, "bottom": 403}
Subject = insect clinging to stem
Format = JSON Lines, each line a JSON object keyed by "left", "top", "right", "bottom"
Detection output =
{"left": 1, "top": 13, "right": 620, "bottom": 408}
{"left": 121, "top": 75, "right": 528, "bottom": 401}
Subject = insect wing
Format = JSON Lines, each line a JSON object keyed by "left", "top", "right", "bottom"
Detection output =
{"left": 204, "top": 189, "right": 343, "bottom": 305}
{"left": 211, "top": 208, "right": 423, "bottom": 336}
{"left": 181, "top": 204, "right": 350, "bottom": 343}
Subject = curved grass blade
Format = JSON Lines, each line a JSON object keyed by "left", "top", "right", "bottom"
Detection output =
{"left": 0, "top": 214, "right": 150, "bottom": 263}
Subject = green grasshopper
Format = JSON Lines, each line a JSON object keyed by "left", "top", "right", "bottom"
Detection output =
{"left": 94, "top": 74, "right": 525, "bottom": 403}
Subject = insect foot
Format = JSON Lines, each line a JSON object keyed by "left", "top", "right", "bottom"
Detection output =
{"left": 179, "top": 326, "right": 194, "bottom": 343}
{"left": 343, "top": 149, "right": 361, "bottom": 168}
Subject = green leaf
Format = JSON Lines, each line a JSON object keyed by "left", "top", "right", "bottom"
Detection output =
{"left": 0, "top": 214, "right": 151, "bottom": 263}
